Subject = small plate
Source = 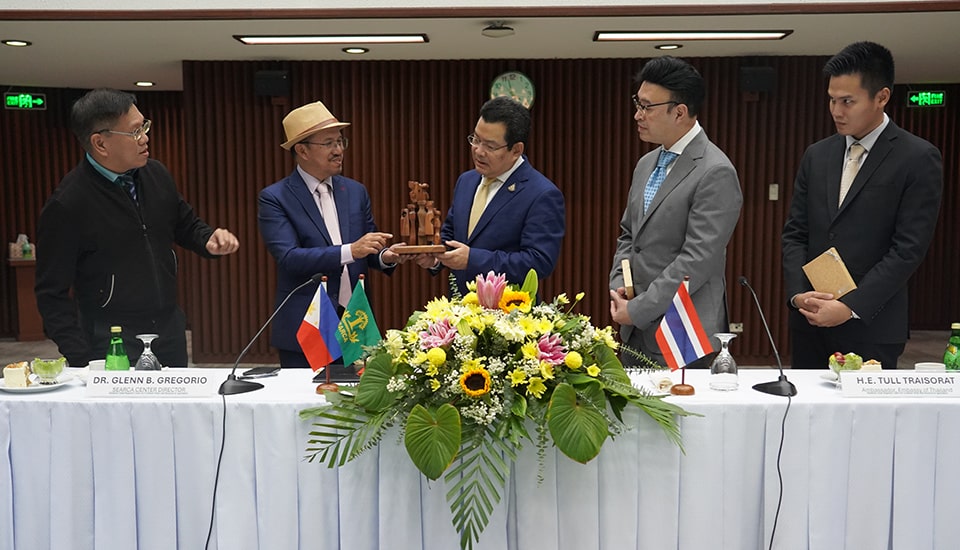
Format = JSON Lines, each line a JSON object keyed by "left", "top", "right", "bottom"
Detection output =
{"left": 0, "top": 372, "right": 74, "bottom": 393}
{"left": 820, "top": 371, "right": 841, "bottom": 387}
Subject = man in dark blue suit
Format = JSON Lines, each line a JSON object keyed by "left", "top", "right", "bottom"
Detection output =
{"left": 417, "top": 97, "right": 565, "bottom": 294}
{"left": 259, "top": 101, "right": 404, "bottom": 367}
{"left": 782, "top": 42, "right": 943, "bottom": 369}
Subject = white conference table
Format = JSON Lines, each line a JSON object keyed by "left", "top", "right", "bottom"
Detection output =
{"left": 1, "top": 368, "right": 958, "bottom": 550}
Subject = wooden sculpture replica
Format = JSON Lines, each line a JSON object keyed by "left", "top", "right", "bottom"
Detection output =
{"left": 396, "top": 180, "right": 446, "bottom": 254}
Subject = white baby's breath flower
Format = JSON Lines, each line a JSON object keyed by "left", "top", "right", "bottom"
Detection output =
{"left": 386, "top": 376, "right": 408, "bottom": 393}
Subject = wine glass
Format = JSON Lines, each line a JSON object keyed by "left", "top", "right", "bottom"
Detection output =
{"left": 135, "top": 334, "right": 162, "bottom": 371}
{"left": 709, "top": 333, "right": 738, "bottom": 391}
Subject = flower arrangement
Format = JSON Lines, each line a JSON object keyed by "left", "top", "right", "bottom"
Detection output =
{"left": 301, "top": 270, "right": 691, "bottom": 550}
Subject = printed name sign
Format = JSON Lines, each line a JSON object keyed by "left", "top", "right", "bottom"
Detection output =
{"left": 840, "top": 371, "right": 960, "bottom": 398}
{"left": 87, "top": 370, "right": 220, "bottom": 397}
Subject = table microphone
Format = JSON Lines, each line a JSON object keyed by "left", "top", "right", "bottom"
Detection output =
{"left": 218, "top": 273, "right": 325, "bottom": 395}
{"left": 739, "top": 276, "right": 797, "bottom": 397}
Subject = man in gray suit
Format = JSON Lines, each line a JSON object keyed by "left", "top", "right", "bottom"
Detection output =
{"left": 609, "top": 56, "right": 743, "bottom": 366}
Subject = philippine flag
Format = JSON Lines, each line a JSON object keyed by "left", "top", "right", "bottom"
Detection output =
{"left": 655, "top": 280, "right": 714, "bottom": 371}
{"left": 297, "top": 284, "right": 343, "bottom": 371}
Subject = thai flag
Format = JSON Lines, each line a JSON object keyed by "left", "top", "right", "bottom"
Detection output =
{"left": 655, "top": 280, "right": 714, "bottom": 371}
{"left": 297, "top": 283, "right": 343, "bottom": 371}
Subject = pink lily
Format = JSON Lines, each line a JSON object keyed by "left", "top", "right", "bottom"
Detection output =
{"left": 476, "top": 271, "right": 507, "bottom": 309}
{"left": 537, "top": 333, "right": 567, "bottom": 365}
{"left": 420, "top": 319, "right": 457, "bottom": 349}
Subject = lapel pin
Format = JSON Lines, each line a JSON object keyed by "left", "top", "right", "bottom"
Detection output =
{"left": 508, "top": 184, "right": 516, "bottom": 192}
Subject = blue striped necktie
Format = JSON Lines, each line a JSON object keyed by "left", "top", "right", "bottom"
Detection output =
{"left": 643, "top": 150, "right": 679, "bottom": 213}
{"left": 118, "top": 172, "right": 137, "bottom": 204}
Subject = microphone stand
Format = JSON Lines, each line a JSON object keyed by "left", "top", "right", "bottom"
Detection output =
{"left": 218, "top": 273, "right": 325, "bottom": 395}
{"left": 739, "top": 276, "right": 797, "bottom": 397}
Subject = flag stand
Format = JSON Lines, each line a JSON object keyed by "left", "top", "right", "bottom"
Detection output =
{"left": 316, "top": 274, "right": 372, "bottom": 393}
{"left": 670, "top": 367, "right": 695, "bottom": 395}
{"left": 314, "top": 276, "right": 342, "bottom": 394}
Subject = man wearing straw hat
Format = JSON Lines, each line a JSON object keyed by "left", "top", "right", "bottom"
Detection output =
{"left": 258, "top": 101, "right": 404, "bottom": 367}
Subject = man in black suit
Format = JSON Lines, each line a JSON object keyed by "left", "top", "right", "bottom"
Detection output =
{"left": 782, "top": 41, "right": 943, "bottom": 369}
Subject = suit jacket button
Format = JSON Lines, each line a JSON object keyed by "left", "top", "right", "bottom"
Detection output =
{"left": 634, "top": 246, "right": 641, "bottom": 253}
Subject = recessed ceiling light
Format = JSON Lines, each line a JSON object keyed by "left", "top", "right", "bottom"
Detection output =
{"left": 342, "top": 47, "right": 369, "bottom": 54}
{"left": 655, "top": 44, "right": 683, "bottom": 50}
{"left": 135, "top": 81, "right": 155, "bottom": 87}
{"left": 594, "top": 30, "right": 792, "bottom": 42}
{"left": 235, "top": 34, "right": 428, "bottom": 45}
{"left": 2, "top": 39, "right": 32, "bottom": 47}
{"left": 481, "top": 22, "right": 515, "bottom": 39}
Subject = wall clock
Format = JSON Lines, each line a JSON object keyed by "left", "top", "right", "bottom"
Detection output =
{"left": 490, "top": 71, "right": 535, "bottom": 109}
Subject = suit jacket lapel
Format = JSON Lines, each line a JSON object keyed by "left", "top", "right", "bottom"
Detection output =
{"left": 468, "top": 163, "right": 527, "bottom": 243}
{"left": 825, "top": 137, "right": 846, "bottom": 221}
{"left": 331, "top": 176, "right": 351, "bottom": 242}
{"left": 287, "top": 170, "right": 333, "bottom": 244}
{"left": 639, "top": 132, "right": 704, "bottom": 229}
{"left": 836, "top": 125, "right": 896, "bottom": 217}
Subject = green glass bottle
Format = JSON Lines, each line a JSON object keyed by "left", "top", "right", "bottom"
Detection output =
{"left": 944, "top": 323, "right": 960, "bottom": 372}
{"left": 105, "top": 325, "right": 131, "bottom": 371}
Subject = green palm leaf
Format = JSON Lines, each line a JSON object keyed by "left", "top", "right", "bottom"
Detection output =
{"left": 444, "top": 423, "right": 516, "bottom": 550}
{"left": 303, "top": 398, "right": 393, "bottom": 467}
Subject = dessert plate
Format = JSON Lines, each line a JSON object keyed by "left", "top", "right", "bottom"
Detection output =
{"left": 0, "top": 373, "right": 74, "bottom": 393}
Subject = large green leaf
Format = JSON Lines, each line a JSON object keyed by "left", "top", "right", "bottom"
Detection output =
{"left": 593, "top": 342, "right": 631, "bottom": 385}
{"left": 405, "top": 404, "right": 462, "bottom": 480}
{"left": 547, "top": 383, "right": 608, "bottom": 463}
{"left": 354, "top": 353, "right": 398, "bottom": 411}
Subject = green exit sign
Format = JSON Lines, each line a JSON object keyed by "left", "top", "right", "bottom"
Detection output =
{"left": 907, "top": 90, "right": 945, "bottom": 108}
{"left": 4, "top": 93, "right": 47, "bottom": 110}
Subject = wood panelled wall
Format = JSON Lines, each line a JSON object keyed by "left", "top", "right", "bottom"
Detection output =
{"left": 3, "top": 57, "right": 957, "bottom": 365}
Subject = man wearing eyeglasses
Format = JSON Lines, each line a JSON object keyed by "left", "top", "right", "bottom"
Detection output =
{"left": 416, "top": 96, "right": 565, "bottom": 295}
{"left": 35, "top": 88, "right": 240, "bottom": 367}
{"left": 258, "top": 101, "right": 404, "bottom": 368}
{"left": 608, "top": 56, "right": 742, "bottom": 367}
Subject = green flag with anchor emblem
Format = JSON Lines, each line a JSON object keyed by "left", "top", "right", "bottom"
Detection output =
{"left": 335, "top": 281, "right": 381, "bottom": 366}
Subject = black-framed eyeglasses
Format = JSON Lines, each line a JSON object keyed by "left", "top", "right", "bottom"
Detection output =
{"left": 466, "top": 134, "right": 509, "bottom": 153}
{"left": 631, "top": 95, "right": 678, "bottom": 113}
{"left": 301, "top": 137, "right": 349, "bottom": 150}
{"left": 96, "top": 119, "right": 152, "bottom": 141}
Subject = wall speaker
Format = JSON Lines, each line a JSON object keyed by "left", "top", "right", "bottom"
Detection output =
{"left": 739, "top": 66, "right": 777, "bottom": 94}
{"left": 254, "top": 70, "right": 291, "bottom": 97}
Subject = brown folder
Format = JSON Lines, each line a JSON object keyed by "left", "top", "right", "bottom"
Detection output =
{"left": 802, "top": 247, "right": 857, "bottom": 298}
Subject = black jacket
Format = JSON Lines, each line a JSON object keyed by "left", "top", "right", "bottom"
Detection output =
{"left": 35, "top": 157, "right": 215, "bottom": 365}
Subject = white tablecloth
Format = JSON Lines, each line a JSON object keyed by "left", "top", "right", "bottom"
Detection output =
{"left": 1, "top": 368, "right": 958, "bottom": 550}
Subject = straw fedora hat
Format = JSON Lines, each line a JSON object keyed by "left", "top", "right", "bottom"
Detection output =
{"left": 281, "top": 101, "right": 350, "bottom": 150}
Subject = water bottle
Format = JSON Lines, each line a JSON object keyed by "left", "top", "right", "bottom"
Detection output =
{"left": 105, "top": 325, "right": 131, "bottom": 371}
{"left": 944, "top": 323, "right": 960, "bottom": 371}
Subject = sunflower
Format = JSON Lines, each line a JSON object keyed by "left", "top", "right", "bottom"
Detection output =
{"left": 459, "top": 366, "right": 492, "bottom": 398}
{"left": 499, "top": 290, "right": 532, "bottom": 313}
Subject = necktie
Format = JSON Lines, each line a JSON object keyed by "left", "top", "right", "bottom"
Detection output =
{"left": 643, "top": 150, "right": 679, "bottom": 213}
{"left": 118, "top": 173, "right": 137, "bottom": 204}
{"left": 838, "top": 142, "right": 866, "bottom": 206}
{"left": 317, "top": 183, "right": 352, "bottom": 307}
{"left": 468, "top": 176, "right": 496, "bottom": 237}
